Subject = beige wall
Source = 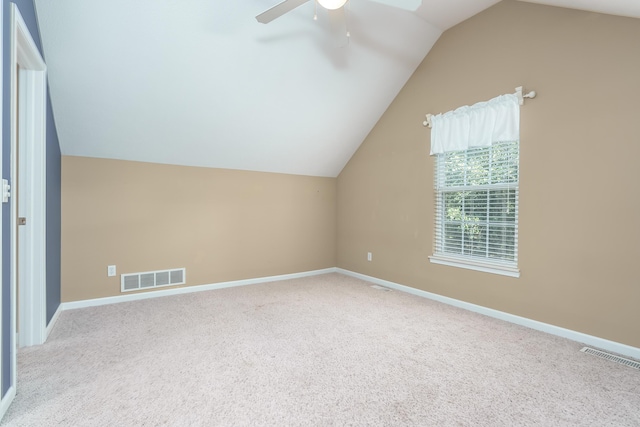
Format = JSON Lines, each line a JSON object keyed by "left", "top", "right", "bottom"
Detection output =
{"left": 62, "top": 156, "right": 336, "bottom": 302}
{"left": 337, "top": 1, "right": 640, "bottom": 347}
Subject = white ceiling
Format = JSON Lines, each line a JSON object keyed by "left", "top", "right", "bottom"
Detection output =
{"left": 34, "top": 0, "right": 640, "bottom": 177}
{"left": 520, "top": 0, "right": 640, "bottom": 18}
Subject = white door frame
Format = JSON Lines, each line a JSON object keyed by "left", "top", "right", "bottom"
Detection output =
{"left": 0, "top": 5, "right": 47, "bottom": 419}
{"left": 10, "top": 5, "right": 47, "bottom": 349}
{"left": 0, "top": 2, "right": 9, "bottom": 420}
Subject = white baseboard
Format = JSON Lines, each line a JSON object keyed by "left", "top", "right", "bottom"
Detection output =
{"left": 45, "top": 306, "right": 62, "bottom": 341}
{"left": 56, "top": 266, "right": 639, "bottom": 361}
{"left": 0, "top": 386, "right": 16, "bottom": 422}
{"left": 337, "top": 268, "right": 640, "bottom": 361}
{"left": 61, "top": 268, "right": 338, "bottom": 311}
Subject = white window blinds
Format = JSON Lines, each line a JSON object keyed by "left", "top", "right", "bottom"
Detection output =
{"left": 432, "top": 140, "right": 519, "bottom": 275}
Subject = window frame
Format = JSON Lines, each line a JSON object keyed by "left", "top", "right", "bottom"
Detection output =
{"left": 429, "top": 141, "right": 520, "bottom": 278}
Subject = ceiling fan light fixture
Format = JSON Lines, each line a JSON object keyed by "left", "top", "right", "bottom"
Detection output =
{"left": 317, "top": 0, "right": 348, "bottom": 10}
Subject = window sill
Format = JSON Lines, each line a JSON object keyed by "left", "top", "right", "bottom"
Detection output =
{"left": 429, "top": 255, "right": 520, "bottom": 278}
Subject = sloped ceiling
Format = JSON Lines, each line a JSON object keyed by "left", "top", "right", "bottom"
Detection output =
{"left": 34, "top": 0, "right": 640, "bottom": 177}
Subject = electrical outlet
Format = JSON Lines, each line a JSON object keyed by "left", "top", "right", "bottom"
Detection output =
{"left": 107, "top": 265, "right": 116, "bottom": 277}
{"left": 367, "top": 252, "right": 372, "bottom": 262}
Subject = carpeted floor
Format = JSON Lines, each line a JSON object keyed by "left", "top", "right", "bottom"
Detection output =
{"left": 2, "top": 273, "right": 639, "bottom": 426}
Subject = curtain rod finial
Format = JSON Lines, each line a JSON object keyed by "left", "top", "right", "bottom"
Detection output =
{"left": 515, "top": 86, "right": 536, "bottom": 105}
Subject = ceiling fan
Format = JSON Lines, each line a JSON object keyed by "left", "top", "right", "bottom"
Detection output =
{"left": 256, "top": 0, "right": 422, "bottom": 45}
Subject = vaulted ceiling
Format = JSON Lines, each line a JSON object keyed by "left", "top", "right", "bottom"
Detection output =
{"left": 34, "top": 0, "right": 640, "bottom": 177}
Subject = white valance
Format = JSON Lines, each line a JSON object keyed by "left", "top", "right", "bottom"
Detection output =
{"left": 430, "top": 93, "right": 520, "bottom": 155}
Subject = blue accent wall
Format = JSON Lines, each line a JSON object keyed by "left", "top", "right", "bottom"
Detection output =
{"left": 45, "top": 92, "right": 61, "bottom": 324}
{"left": 2, "top": 0, "right": 62, "bottom": 397}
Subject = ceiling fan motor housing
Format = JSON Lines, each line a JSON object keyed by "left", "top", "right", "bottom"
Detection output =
{"left": 318, "top": 0, "right": 349, "bottom": 10}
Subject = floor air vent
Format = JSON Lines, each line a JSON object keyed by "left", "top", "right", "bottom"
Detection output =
{"left": 121, "top": 268, "right": 186, "bottom": 293}
{"left": 580, "top": 347, "right": 640, "bottom": 370}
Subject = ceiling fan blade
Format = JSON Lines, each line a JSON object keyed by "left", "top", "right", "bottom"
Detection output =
{"left": 256, "top": 0, "right": 312, "bottom": 24}
{"left": 366, "top": 0, "right": 421, "bottom": 11}
{"left": 328, "top": 7, "right": 348, "bottom": 47}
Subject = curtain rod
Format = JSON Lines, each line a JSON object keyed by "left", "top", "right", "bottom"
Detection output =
{"left": 422, "top": 86, "right": 536, "bottom": 128}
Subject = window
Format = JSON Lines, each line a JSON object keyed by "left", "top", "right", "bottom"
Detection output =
{"left": 430, "top": 140, "right": 519, "bottom": 277}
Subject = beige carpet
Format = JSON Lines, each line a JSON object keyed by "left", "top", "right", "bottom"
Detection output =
{"left": 2, "top": 273, "right": 639, "bottom": 426}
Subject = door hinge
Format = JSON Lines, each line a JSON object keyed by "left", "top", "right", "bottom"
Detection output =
{"left": 2, "top": 179, "right": 10, "bottom": 203}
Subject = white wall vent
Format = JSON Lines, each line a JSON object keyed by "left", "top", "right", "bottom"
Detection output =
{"left": 121, "top": 268, "right": 186, "bottom": 293}
{"left": 580, "top": 347, "right": 640, "bottom": 370}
